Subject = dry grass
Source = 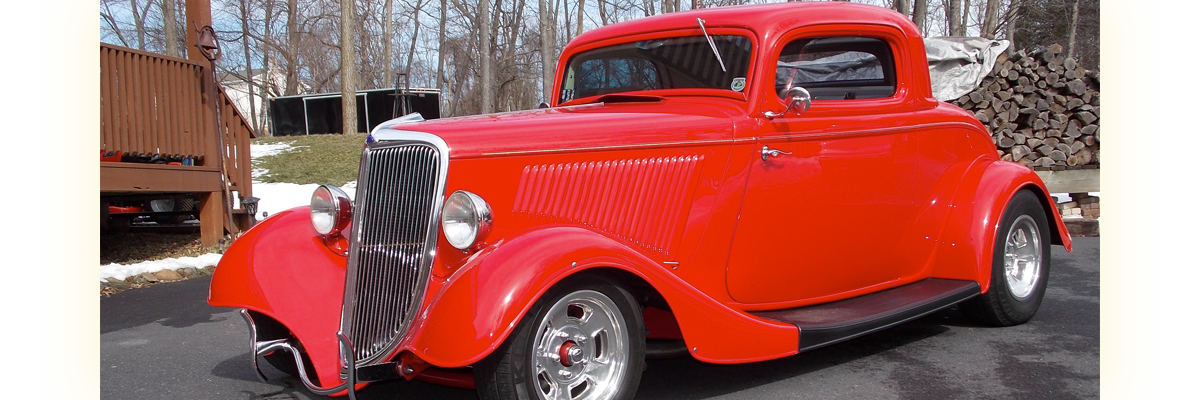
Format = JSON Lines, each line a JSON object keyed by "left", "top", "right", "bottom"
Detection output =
{"left": 100, "top": 232, "right": 213, "bottom": 265}
{"left": 252, "top": 133, "right": 367, "bottom": 186}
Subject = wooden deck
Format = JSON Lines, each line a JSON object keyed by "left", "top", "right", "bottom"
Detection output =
{"left": 100, "top": 43, "right": 256, "bottom": 247}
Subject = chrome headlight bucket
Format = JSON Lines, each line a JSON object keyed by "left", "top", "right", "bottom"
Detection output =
{"left": 311, "top": 185, "right": 352, "bottom": 237}
{"left": 441, "top": 191, "right": 492, "bottom": 250}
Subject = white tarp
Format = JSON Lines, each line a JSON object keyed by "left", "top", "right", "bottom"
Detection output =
{"left": 926, "top": 37, "right": 1010, "bottom": 101}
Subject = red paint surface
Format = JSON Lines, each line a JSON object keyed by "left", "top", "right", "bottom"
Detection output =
{"left": 209, "top": 1, "right": 1071, "bottom": 391}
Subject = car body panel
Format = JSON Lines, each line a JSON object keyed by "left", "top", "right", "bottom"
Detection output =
{"left": 208, "top": 207, "right": 348, "bottom": 387}
{"left": 208, "top": 1, "right": 1074, "bottom": 395}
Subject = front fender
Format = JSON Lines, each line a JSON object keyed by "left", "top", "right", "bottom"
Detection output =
{"left": 406, "top": 226, "right": 798, "bottom": 368}
{"left": 208, "top": 206, "right": 347, "bottom": 389}
{"left": 931, "top": 161, "right": 1072, "bottom": 292}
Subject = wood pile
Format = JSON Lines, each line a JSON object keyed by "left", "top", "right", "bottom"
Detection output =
{"left": 951, "top": 44, "right": 1100, "bottom": 170}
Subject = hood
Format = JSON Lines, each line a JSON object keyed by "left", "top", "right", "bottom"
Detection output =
{"left": 378, "top": 99, "right": 742, "bottom": 159}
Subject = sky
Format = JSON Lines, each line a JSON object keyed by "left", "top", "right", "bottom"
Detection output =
{"left": 101, "top": 140, "right": 1095, "bottom": 281}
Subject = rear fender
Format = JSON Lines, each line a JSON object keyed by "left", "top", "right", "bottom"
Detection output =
{"left": 208, "top": 207, "right": 348, "bottom": 389}
{"left": 931, "top": 161, "right": 1072, "bottom": 292}
{"left": 406, "top": 226, "right": 798, "bottom": 367}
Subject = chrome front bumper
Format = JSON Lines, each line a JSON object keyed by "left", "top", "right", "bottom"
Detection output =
{"left": 241, "top": 309, "right": 404, "bottom": 399}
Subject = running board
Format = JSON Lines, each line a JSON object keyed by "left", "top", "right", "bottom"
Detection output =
{"left": 749, "top": 279, "right": 980, "bottom": 353}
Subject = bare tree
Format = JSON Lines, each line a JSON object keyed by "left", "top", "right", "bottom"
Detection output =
{"left": 912, "top": 0, "right": 927, "bottom": 34}
{"left": 539, "top": 0, "right": 555, "bottom": 102}
{"left": 383, "top": 0, "right": 395, "bottom": 87}
{"left": 239, "top": 0, "right": 259, "bottom": 134}
{"left": 945, "top": 0, "right": 964, "bottom": 36}
{"left": 342, "top": 0, "right": 359, "bottom": 134}
{"left": 893, "top": 0, "right": 910, "bottom": 17}
{"left": 162, "top": 0, "right": 179, "bottom": 57}
{"left": 981, "top": 0, "right": 1000, "bottom": 38}
{"left": 478, "top": 0, "right": 493, "bottom": 113}
{"left": 1066, "top": 0, "right": 1079, "bottom": 58}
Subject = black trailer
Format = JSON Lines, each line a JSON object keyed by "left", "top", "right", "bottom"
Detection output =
{"left": 268, "top": 88, "right": 440, "bottom": 136}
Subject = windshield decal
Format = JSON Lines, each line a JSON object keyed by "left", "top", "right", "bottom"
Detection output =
{"left": 731, "top": 78, "right": 746, "bottom": 92}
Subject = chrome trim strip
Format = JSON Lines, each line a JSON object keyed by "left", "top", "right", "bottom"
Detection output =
{"left": 479, "top": 138, "right": 744, "bottom": 156}
{"left": 758, "top": 121, "right": 979, "bottom": 142}
{"left": 340, "top": 129, "right": 450, "bottom": 366}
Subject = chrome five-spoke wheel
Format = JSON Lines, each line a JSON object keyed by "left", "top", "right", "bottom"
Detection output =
{"left": 1003, "top": 215, "right": 1042, "bottom": 300}
{"left": 531, "top": 290, "right": 628, "bottom": 400}
{"left": 475, "top": 278, "right": 646, "bottom": 400}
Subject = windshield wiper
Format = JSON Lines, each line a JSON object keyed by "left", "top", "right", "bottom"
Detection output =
{"left": 697, "top": 18, "right": 727, "bottom": 72}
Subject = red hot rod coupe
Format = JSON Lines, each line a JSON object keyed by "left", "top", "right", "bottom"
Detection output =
{"left": 209, "top": 2, "right": 1072, "bottom": 399}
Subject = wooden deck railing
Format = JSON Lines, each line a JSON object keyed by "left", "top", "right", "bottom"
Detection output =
{"left": 218, "top": 85, "right": 254, "bottom": 199}
{"left": 100, "top": 43, "right": 256, "bottom": 244}
{"left": 100, "top": 43, "right": 212, "bottom": 163}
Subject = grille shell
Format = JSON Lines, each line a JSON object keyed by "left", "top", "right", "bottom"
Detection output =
{"left": 341, "top": 135, "right": 448, "bottom": 365}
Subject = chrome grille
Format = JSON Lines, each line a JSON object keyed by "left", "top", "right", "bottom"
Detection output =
{"left": 343, "top": 141, "right": 444, "bottom": 364}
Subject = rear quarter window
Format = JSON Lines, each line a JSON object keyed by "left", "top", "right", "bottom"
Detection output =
{"left": 776, "top": 37, "right": 896, "bottom": 101}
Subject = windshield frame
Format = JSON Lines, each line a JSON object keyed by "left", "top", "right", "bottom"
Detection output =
{"left": 554, "top": 28, "right": 759, "bottom": 107}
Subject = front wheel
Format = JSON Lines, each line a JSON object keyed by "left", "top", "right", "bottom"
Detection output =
{"left": 475, "top": 278, "right": 646, "bottom": 400}
{"left": 960, "top": 190, "right": 1052, "bottom": 326}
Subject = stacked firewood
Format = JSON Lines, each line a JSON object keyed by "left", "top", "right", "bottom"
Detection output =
{"left": 951, "top": 44, "right": 1100, "bottom": 169}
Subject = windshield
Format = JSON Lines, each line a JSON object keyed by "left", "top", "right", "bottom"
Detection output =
{"left": 559, "top": 35, "right": 753, "bottom": 103}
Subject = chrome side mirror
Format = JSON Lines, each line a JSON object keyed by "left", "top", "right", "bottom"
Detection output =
{"left": 765, "top": 87, "right": 812, "bottom": 120}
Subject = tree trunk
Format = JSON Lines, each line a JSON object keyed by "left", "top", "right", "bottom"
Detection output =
{"left": 982, "top": 0, "right": 1000, "bottom": 38}
{"left": 383, "top": 0, "right": 394, "bottom": 89}
{"left": 540, "top": 0, "right": 555, "bottom": 102}
{"left": 577, "top": 0, "right": 585, "bottom": 35}
{"left": 261, "top": 0, "right": 275, "bottom": 135}
{"left": 341, "top": 0, "right": 358, "bottom": 134}
{"left": 478, "top": 0, "right": 493, "bottom": 114}
{"left": 285, "top": 0, "right": 300, "bottom": 95}
{"left": 437, "top": 0, "right": 447, "bottom": 115}
{"left": 163, "top": 0, "right": 178, "bottom": 57}
{"left": 1067, "top": 0, "right": 1080, "bottom": 58}
{"left": 129, "top": 0, "right": 149, "bottom": 50}
{"left": 598, "top": 0, "right": 609, "bottom": 25}
{"left": 946, "top": 0, "right": 963, "bottom": 36}
{"left": 405, "top": 0, "right": 425, "bottom": 88}
{"left": 239, "top": 0, "right": 259, "bottom": 134}
{"left": 1004, "top": 0, "right": 1020, "bottom": 45}
{"left": 962, "top": 0, "right": 970, "bottom": 35}
{"left": 912, "top": 0, "right": 927, "bottom": 34}
{"left": 893, "top": 0, "right": 910, "bottom": 17}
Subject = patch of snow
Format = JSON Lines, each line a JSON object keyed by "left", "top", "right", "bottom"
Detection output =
{"left": 100, "top": 253, "right": 223, "bottom": 282}
{"left": 1050, "top": 192, "right": 1101, "bottom": 203}
{"left": 253, "top": 181, "right": 357, "bottom": 218}
{"left": 250, "top": 142, "right": 300, "bottom": 158}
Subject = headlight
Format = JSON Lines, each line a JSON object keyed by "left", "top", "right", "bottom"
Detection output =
{"left": 441, "top": 191, "right": 492, "bottom": 250}
{"left": 311, "top": 185, "right": 352, "bottom": 236}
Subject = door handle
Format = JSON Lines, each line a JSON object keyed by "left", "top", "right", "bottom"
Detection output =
{"left": 761, "top": 145, "right": 792, "bottom": 161}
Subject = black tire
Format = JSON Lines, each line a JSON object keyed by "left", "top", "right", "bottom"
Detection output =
{"left": 150, "top": 198, "right": 195, "bottom": 225}
{"left": 960, "top": 190, "right": 1052, "bottom": 326}
{"left": 475, "top": 277, "right": 646, "bottom": 400}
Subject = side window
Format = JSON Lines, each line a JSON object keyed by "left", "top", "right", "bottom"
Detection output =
{"left": 775, "top": 37, "right": 896, "bottom": 101}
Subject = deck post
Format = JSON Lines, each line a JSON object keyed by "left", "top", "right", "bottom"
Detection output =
{"left": 186, "top": 0, "right": 230, "bottom": 241}
{"left": 199, "top": 191, "right": 224, "bottom": 248}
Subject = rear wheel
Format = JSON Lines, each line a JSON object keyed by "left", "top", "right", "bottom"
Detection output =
{"left": 475, "top": 278, "right": 646, "bottom": 400}
{"left": 960, "top": 190, "right": 1052, "bottom": 326}
{"left": 150, "top": 198, "right": 195, "bottom": 225}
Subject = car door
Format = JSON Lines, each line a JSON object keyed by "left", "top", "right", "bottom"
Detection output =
{"left": 725, "top": 31, "right": 924, "bottom": 305}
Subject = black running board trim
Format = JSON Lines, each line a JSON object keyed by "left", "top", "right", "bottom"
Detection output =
{"left": 749, "top": 279, "right": 980, "bottom": 353}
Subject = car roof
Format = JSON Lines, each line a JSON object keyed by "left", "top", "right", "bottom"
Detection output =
{"left": 568, "top": 2, "right": 919, "bottom": 51}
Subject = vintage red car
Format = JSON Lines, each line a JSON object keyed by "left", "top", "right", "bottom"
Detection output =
{"left": 209, "top": 2, "right": 1072, "bottom": 399}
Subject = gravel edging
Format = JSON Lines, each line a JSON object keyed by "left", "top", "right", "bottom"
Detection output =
{"left": 100, "top": 265, "right": 217, "bottom": 296}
